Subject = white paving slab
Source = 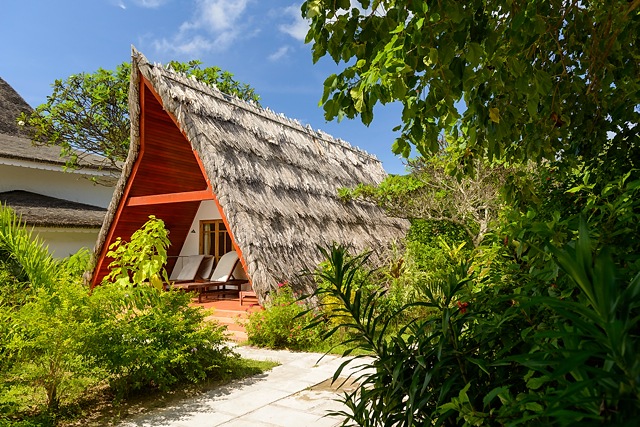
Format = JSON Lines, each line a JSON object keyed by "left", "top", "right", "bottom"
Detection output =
{"left": 118, "top": 346, "right": 372, "bottom": 427}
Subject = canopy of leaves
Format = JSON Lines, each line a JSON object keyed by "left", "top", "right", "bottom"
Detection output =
{"left": 18, "top": 60, "right": 260, "bottom": 174}
{"left": 302, "top": 0, "right": 640, "bottom": 169}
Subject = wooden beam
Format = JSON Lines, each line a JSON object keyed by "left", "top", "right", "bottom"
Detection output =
{"left": 126, "top": 188, "right": 214, "bottom": 206}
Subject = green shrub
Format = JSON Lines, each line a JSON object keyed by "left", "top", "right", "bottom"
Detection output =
{"left": 314, "top": 234, "right": 640, "bottom": 426}
{"left": 0, "top": 206, "right": 97, "bottom": 414}
{"left": 405, "top": 219, "right": 471, "bottom": 281}
{"left": 103, "top": 215, "right": 170, "bottom": 290}
{"left": 0, "top": 417, "right": 54, "bottom": 427}
{"left": 3, "top": 283, "right": 96, "bottom": 413}
{"left": 91, "top": 215, "right": 234, "bottom": 397}
{"left": 85, "top": 283, "right": 233, "bottom": 398}
{"left": 0, "top": 212, "right": 238, "bottom": 423}
{"left": 245, "top": 283, "right": 322, "bottom": 350}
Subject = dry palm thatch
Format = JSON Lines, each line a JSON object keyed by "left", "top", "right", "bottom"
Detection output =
{"left": 92, "top": 48, "right": 408, "bottom": 302}
{"left": 0, "top": 190, "right": 106, "bottom": 228}
{"left": 0, "top": 77, "right": 32, "bottom": 137}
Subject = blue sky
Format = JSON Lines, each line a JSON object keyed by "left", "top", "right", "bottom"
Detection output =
{"left": 0, "top": 0, "right": 408, "bottom": 174}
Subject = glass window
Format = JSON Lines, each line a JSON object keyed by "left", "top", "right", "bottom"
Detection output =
{"left": 199, "top": 220, "right": 233, "bottom": 266}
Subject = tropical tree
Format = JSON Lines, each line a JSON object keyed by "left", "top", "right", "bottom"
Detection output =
{"left": 302, "top": 0, "right": 640, "bottom": 171}
{"left": 18, "top": 60, "right": 260, "bottom": 176}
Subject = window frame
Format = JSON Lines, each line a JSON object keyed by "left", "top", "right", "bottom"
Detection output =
{"left": 199, "top": 219, "right": 233, "bottom": 265}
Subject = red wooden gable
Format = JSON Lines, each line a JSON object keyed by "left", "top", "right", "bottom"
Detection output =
{"left": 91, "top": 77, "right": 214, "bottom": 287}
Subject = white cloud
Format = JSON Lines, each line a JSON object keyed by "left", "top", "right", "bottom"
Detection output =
{"left": 132, "top": 0, "right": 169, "bottom": 8}
{"left": 112, "top": 0, "right": 169, "bottom": 9}
{"left": 279, "top": 4, "right": 309, "bottom": 41}
{"left": 153, "top": 0, "right": 251, "bottom": 56}
{"left": 268, "top": 45, "right": 291, "bottom": 62}
{"left": 154, "top": 35, "right": 214, "bottom": 56}
{"left": 198, "top": 0, "right": 249, "bottom": 32}
{"left": 109, "top": 0, "right": 127, "bottom": 9}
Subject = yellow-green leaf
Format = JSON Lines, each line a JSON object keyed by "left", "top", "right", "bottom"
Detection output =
{"left": 489, "top": 107, "right": 500, "bottom": 123}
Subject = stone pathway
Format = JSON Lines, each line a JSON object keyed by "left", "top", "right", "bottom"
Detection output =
{"left": 118, "top": 346, "right": 372, "bottom": 427}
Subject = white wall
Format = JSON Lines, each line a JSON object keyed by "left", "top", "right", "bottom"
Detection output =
{"left": 178, "top": 200, "right": 222, "bottom": 256}
{"left": 0, "top": 162, "right": 114, "bottom": 208}
{"left": 32, "top": 227, "right": 100, "bottom": 258}
{"left": 175, "top": 200, "right": 248, "bottom": 281}
{"left": 0, "top": 160, "right": 115, "bottom": 258}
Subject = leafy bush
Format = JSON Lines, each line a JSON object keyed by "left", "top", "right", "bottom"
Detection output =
{"left": 0, "top": 205, "right": 95, "bottom": 414}
{"left": 503, "top": 224, "right": 640, "bottom": 424}
{"left": 3, "top": 283, "right": 96, "bottom": 413}
{"left": 0, "top": 212, "right": 237, "bottom": 423}
{"left": 103, "top": 214, "right": 170, "bottom": 290}
{"left": 93, "top": 215, "right": 234, "bottom": 397}
{"left": 85, "top": 283, "right": 233, "bottom": 397}
{"left": 245, "top": 282, "right": 322, "bottom": 350}
{"left": 313, "top": 240, "right": 640, "bottom": 426}
{"left": 0, "top": 205, "right": 58, "bottom": 293}
{"left": 316, "top": 253, "right": 381, "bottom": 325}
{"left": 404, "top": 219, "right": 472, "bottom": 289}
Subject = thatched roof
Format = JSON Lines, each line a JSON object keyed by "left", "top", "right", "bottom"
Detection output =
{"left": 0, "top": 132, "right": 111, "bottom": 170}
{"left": 0, "top": 132, "right": 64, "bottom": 165}
{"left": 0, "top": 77, "right": 32, "bottom": 137}
{"left": 0, "top": 190, "right": 106, "bottom": 228}
{"left": 91, "top": 48, "right": 408, "bottom": 300}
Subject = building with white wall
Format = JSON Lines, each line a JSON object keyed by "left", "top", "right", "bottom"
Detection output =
{"left": 0, "top": 77, "right": 117, "bottom": 257}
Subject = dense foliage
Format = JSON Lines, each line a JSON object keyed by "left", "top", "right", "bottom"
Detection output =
{"left": 0, "top": 212, "right": 236, "bottom": 425}
{"left": 314, "top": 234, "right": 640, "bottom": 426}
{"left": 340, "top": 154, "right": 508, "bottom": 246}
{"left": 302, "top": 0, "right": 639, "bottom": 170}
{"left": 86, "top": 281, "right": 232, "bottom": 399}
{"left": 299, "top": 0, "right": 640, "bottom": 425}
{"left": 17, "top": 60, "right": 260, "bottom": 176}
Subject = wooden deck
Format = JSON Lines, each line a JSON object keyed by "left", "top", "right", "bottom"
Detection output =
{"left": 191, "top": 295, "right": 262, "bottom": 342}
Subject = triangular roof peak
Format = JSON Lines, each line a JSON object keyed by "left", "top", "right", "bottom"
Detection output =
{"left": 131, "top": 46, "right": 380, "bottom": 164}
{"left": 90, "top": 47, "right": 408, "bottom": 300}
{"left": 0, "top": 76, "right": 32, "bottom": 137}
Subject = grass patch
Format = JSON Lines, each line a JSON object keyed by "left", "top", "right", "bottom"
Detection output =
{"left": 2, "top": 358, "right": 278, "bottom": 427}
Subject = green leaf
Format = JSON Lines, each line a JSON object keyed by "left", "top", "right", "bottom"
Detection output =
{"left": 526, "top": 375, "right": 548, "bottom": 390}
{"left": 392, "top": 138, "right": 411, "bottom": 157}
{"left": 466, "top": 42, "right": 483, "bottom": 65}
{"left": 489, "top": 108, "right": 500, "bottom": 123}
{"left": 524, "top": 402, "right": 544, "bottom": 412}
{"left": 512, "top": 11, "right": 526, "bottom": 30}
{"left": 483, "top": 386, "right": 510, "bottom": 408}
{"left": 429, "top": 48, "right": 438, "bottom": 65}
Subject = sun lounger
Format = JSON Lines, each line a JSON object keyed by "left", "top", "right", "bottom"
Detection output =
{"left": 171, "top": 251, "right": 247, "bottom": 303}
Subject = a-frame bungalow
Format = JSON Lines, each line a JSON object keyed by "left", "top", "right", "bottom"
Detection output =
{"left": 88, "top": 48, "right": 408, "bottom": 303}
